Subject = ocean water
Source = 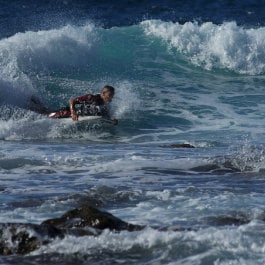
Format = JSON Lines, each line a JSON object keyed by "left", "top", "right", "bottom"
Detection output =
{"left": 1, "top": 1, "right": 265, "bottom": 264}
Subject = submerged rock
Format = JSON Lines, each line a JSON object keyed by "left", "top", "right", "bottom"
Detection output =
{"left": 160, "top": 143, "right": 195, "bottom": 148}
{"left": 205, "top": 212, "right": 253, "bottom": 226}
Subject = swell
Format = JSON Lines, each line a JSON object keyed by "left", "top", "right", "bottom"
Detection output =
{"left": 1, "top": 20, "right": 265, "bottom": 107}
{"left": 0, "top": 21, "right": 265, "bottom": 141}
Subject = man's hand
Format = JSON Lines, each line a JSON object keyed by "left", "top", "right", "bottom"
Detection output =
{"left": 71, "top": 112, "right": 78, "bottom": 121}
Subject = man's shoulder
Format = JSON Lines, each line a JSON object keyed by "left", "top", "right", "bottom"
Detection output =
{"left": 76, "top": 93, "right": 93, "bottom": 101}
{"left": 75, "top": 93, "right": 103, "bottom": 104}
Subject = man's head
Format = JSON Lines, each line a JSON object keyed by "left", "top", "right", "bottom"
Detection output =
{"left": 101, "top": 85, "right": 115, "bottom": 103}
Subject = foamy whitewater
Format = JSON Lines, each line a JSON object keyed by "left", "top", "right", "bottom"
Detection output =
{"left": 1, "top": 1, "right": 265, "bottom": 264}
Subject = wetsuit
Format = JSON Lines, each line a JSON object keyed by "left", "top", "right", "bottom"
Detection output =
{"left": 48, "top": 94, "right": 110, "bottom": 119}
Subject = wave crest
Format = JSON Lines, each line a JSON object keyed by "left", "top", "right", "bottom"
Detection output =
{"left": 0, "top": 23, "right": 96, "bottom": 107}
{"left": 142, "top": 20, "right": 265, "bottom": 75}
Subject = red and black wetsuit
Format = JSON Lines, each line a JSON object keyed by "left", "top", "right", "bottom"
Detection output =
{"left": 48, "top": 94, "right": 110, "bottom": 119}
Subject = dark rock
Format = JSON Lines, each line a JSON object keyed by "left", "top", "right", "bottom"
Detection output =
{"left": 191, "top": 163, "right": 220, "bottom": 172}
{"left": 205, "top": 215, "right": 250, "bottom": 226}
{"left": 0, "top": 205, "right": 257, "bottom": 256}
{"left": 0, "top": 223, "right": 63, "bottom": 255}
{"left": 42, "top": 205, "right": 143, "bottom": 231}
{"left": 0, "top": 206, "right": 145, "bottom": 256}
{"left": 160, "top": 143, "right": 195, "bottom": 148}
{"left": 158, "top": 226, "right": 192, "bottom": 232}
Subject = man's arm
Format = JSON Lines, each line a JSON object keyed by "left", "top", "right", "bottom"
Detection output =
{"left": 69, "top": 94, "right": 91, "bottom": 121}
{"left": 69, "top": 98, "right": 78, "bottom": 121}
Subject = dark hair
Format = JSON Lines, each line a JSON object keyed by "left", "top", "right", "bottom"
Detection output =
{"left": 102, "top": 85, "right": 115, "bottom": 94}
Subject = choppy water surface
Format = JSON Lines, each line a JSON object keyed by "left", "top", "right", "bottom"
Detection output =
{"left": 1, "top": 1, "right": 265, "bottom": 264}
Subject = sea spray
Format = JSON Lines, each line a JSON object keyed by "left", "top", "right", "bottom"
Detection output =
{"left": 0, "top": 24, "right": 96, "bottom": 108}
{"left": 142, "top": 20, "right": 265, "bottom": 75}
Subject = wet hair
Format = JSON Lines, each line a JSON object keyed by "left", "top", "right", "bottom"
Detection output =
{"left": 102, "top": 85, "right": 115, "bottom": 94}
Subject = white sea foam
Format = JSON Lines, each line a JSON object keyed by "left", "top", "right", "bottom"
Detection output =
{"left": 31, "top": 225, "right": 265, "bottom": 264}
{"left": 142, "top": 20, "right": 265, "bottom": 75}
{"left": 0, "top": 23, "right": 96, "bottom": 107}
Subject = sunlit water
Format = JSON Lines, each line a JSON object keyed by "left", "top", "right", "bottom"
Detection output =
{"left": 1, "top": 1, "right": 265, "bottom": 264}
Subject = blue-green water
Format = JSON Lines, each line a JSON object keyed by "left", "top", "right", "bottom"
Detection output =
{"left": 1, "top": 1, "right": 265, "bottom": 264}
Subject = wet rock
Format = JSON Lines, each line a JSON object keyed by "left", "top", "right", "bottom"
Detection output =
{"left": 0, "top": 205, "right": 258, "bottom": 256}
{"left": 0, "top": 223, "right": 63, "bottom": 255}
{"left": 158, "top": 225, "right": 192, "bottom": 232}
{"left": 205, "top": 214, "right": 250, "bottom": 226}
{"left": 160, "top": 143, "right": 195, "bottom": 148}
{"left": 191, "top": 163, "right": 220, "bottom": 172}
{"left": 42, "top": 205, "right": 143, "bottom": 231}
{"left": 191, "top": 160, "right": 242, "bottom": 174}
{"left": 0, "top": 206, "right": 145, "bottom": 256}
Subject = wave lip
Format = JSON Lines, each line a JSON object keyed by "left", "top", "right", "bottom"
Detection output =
{"left": 142, "top": 20, "right": 265, "bottom": 75}
{"left": 0, "top": 23, "right": 96, "bottom": 108}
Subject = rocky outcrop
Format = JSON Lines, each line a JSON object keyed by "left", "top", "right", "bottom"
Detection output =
{"left": 42, "top": 205, "right": 143, "bottom": 231}
{"left": 0, "top": 206, "right": 143, "bottom": 255}
{"left": 0, "top": 223, "right": 63, "bottom": 255}
{"left": 0, "top": 205, "right": 257, "bottom": 256}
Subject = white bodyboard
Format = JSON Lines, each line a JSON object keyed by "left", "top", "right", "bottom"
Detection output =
{"left": 58, "top": 115, "right": 103, "bottom": 123}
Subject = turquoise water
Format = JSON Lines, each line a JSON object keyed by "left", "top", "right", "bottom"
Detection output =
{"left": 1, "top": 2, "right": 265, "bottom": 264}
